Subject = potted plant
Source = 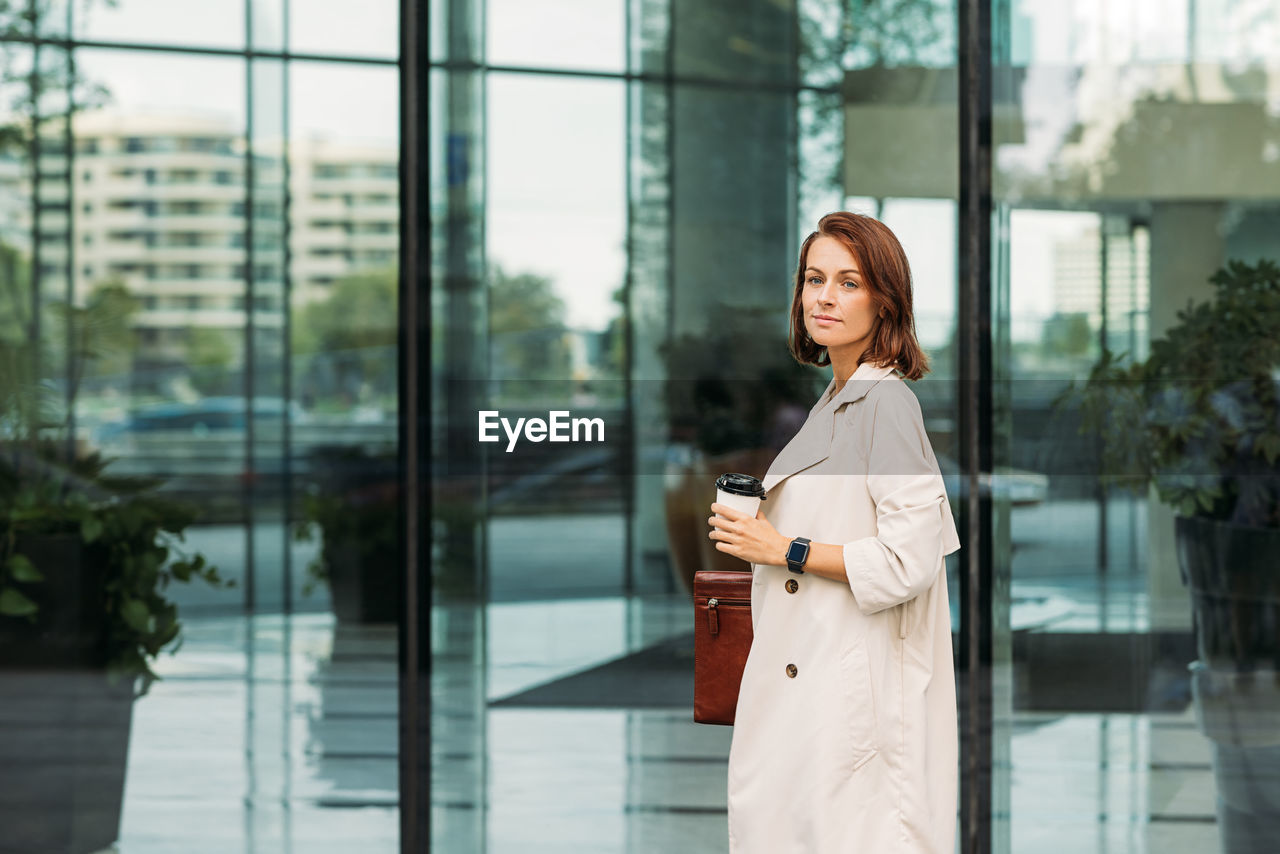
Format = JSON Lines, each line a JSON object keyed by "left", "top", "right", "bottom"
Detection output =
{"left": 1057, "top": 258, "right": 1280, "bottom": 853}
{"left": 0, "top": 296, "right": 226, "bottom": 853}
{"left": 0, "top": 448, "right": 227, "bottom": 854}
{"left": 661, "top": 312, "right": 824, "bottom": 595}
{"left": 294, "top": 443, "right": 399, "bottom": 624}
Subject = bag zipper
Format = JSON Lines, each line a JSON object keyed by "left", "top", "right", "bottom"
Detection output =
{"left": 703, "top": 596, "right": 749, "bottom": 637}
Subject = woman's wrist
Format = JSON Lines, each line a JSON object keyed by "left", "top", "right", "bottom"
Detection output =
{"left": 774, "top": 533, "right": 792, "bottom": 567}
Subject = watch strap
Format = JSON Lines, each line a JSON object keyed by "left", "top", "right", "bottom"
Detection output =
{"left": 786, "top": 537, "right": 811, "bottom": 574}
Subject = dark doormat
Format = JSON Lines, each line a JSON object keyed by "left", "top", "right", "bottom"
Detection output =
{"left": 489, "top": 634, "right": 694, "bottom": 709}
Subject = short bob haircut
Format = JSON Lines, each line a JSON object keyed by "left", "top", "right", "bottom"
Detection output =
{"left": 788, "top": 211, "right": 930, "bottom": 381}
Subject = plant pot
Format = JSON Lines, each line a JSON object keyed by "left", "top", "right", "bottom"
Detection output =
{"left": 0, "top": 670, "right": 134, "bottom": 854}
{"left": 0, "top": 534, "right": 133, "bottom": 854}
{"left": 325, "top": 538, "right": 399, "bottom": 624}
{"left": 1176, "top": 516, "right": 1280, "bottom": 853}
{"left": 1189, "top": 663, "right": 1280, "bottom": 853}
{"left": 1174, "top": 515, "right": 1280, "bottom": 670}
{"left": 303, "top": 446, "right": 399, "bottom": 624}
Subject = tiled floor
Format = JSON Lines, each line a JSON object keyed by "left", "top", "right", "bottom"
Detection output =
{"left": 114, "top": 615, "right": 399, "bottom": 853}
{"left": 102, "top": 590, "right": 1230, "bottom": 854}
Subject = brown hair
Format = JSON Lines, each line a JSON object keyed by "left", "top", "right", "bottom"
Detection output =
{"left": 787, "top": 211, "right": 930, "bottom": 381}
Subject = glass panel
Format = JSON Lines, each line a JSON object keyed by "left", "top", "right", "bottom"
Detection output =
{"left": 1, "top": 48, "right": 250, "bottom": 852}
{"left": 835, "top": 3, "right": 967, "bottom": 845}
{"left": 667, "top": 0, "right": 798, "bottom": 85}
{"left": 73, "top": 0, "right": 245, "bottom": 50}
{"left": 0, "top": 41, "right": 400, "bottom": 851}
{"left": 487, "top": 0, "right": 625, "bottom": 72}
{"left": 290, "top": 0, "right": 398, "bottom": 58}
{"left": 32, "top": 0, "right": 70, "bottom": 39}
{"left": 429, "top": 53, "right": 488, "bottom": 852}
{"left": 287, "top": 58, "right": 400, "bottom": 844}
{"left": 251, "top": 0, "right": 287, "bottom": 53}
{"left": 485, "top": 74, "right": 626, "bottom": 600}
{"left": 995, "top": 1, "right": 1280, "bottom": 851}
{"left": 432, "top": 3, "right": 968, "bottom": 852}
{"left": 72, "top": 49, "right": 248, "bottom": 612}
{"left": 628, "top": 0, "right": 669, "bottom": 75}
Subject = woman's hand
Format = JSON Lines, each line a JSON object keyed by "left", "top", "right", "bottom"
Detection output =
{"left": 707, "top": 504, "right": 790, "bottom": 567}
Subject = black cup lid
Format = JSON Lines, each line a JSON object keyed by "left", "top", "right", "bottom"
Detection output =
{"left": 716, "top": 472, "right": 766, "bottom": 498}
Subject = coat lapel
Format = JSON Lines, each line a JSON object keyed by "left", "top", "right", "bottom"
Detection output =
{"left": 761, "top": 362, "right": 899, "bottom": 495}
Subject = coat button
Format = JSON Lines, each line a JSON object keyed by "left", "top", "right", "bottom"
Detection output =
{"left": 785, "top": 578, "right": 799, "bottom": 594}
{"left": 786, "top": 663, "right": 798, "bottom": 678}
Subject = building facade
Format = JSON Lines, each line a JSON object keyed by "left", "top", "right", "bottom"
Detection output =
{"left": 2, "top": 1, "right": 1280, "bottom": 853}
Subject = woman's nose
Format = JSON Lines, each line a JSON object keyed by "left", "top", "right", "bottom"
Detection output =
{"left": 817, "top": 281, "right": 837, "bottom": 305}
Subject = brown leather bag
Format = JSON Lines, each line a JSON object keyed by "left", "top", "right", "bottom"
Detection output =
{"left": 693, "top": 570, "right": 753, "bottom": 725}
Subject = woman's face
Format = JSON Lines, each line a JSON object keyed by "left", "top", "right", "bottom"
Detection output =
{"left": 801, "top": 235, "right": 881, "bottom": 364}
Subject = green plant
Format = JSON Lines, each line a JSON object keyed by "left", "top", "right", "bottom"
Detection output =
{"left": 1056, "top": 258, "right": 1280, "bottom": 526}
{"left": 661, "top": 310, "right": 825, "bottom": 456}
{"left": 0, "top": 444, "right": 228, "bottom": 693}
{"left": 0, "top": 271, "right": 227, "bottom": 694}
{"left": 292, "top": 445, "right": 397, "bottom": 595}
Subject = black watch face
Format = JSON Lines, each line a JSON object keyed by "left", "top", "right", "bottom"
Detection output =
{"left": 787, "top": 541, "right": 808, "bottom": 565}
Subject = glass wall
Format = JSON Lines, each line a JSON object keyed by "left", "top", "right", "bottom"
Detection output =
{"left": 7, "top": 1, "right": 1275, "bottom": 851}
{"left": 0, "top": 3, "right": 399, "bottom": 852}
{"left": 429, "top": 0, "right": 967, "bottom": 851}
{"left": 993, "top": 1, "right": 1280, "bottom": 852}
{"left": 430, "top": 1, "right": 1280, "bottom": 853}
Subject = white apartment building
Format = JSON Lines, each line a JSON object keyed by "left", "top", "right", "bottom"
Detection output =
{"left": 1051, "top": 220, "right": 1150, "bottom": 358}
{"left": 23, "top": 110, "right": 397, "bottom": 360}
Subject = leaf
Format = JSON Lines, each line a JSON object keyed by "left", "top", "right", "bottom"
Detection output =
{"left": 156, "top": 621, "right": 180, "bottom": 647}
{"left": 119, "top": 597, "right": 152, "bottom": 633}
{"left": 0, "top": 587, "right": 38, "bottom": 617}
{"left": 81, "top": 515, "right": 104, "bottom": 543}
{"left": 7, "top": 554, "right": 43, "bottom": 583}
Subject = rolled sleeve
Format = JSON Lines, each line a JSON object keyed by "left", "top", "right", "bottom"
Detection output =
{"left": 843, "top": 385, "right": 950, "bottom": 615}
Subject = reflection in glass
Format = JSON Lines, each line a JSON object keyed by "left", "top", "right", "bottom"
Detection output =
{"left": 73, "top": 0, "right": 244, "bottom": 49}
{"left": 0, "top": 28, "right": 401, "bottom": 851}
{"left": 0, "top": 44, "right": 234, "bottom": 854}
{"left": 487, "top": 0, "right": 624, "bottom": 72}
{"left": 289, "top": 60, "right": 399, "bottom": 624}
{"left": 485, "top": 74, "right": 627, "bottom": 604}
{"left": 291, "top": 0, "right": 398, "bottom": 57}
{"left": 996, "top": 2, "right": 1280, "bottom": 850}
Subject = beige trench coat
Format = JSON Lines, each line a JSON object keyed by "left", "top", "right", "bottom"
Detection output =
{"left": 726, "top": 361, "right": 962, "bottom": 854}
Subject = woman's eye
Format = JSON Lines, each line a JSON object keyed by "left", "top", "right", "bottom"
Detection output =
{"left": 807, "top": 276, "right": 822, "bottom": 286}
{"left": 842, "top": 281, "right": 858, "bottom": 289}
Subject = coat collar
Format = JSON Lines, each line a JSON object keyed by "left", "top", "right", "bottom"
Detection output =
{"left": 814, "top": 361, "right": 901, "bottom": 414}
{"left": 763, "top": 361, "right": 901, "bottom": 495}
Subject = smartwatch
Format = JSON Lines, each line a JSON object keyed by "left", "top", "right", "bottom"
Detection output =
{"left": 785, "top": 537, "right": 811, "bottom": 574}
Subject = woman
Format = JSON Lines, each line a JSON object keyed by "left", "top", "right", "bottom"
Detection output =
{"left": 707, "top": 212, "right": 962, "bottom": 853}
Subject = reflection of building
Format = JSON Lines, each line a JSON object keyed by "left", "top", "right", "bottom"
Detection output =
{"left": 290, "top": 137, "right": 399, "bottom": 305}
{"left": 67, "top": 112, "right": 248, "bottom": 357}
{"left": 25, "top": 111, "right": 397, "bottom": 360}
{"left": 1051, "top": 220, "right": 1150, "bottom": 359}
{"left": 0, "top": 153, "right": 30, "bottom": 253}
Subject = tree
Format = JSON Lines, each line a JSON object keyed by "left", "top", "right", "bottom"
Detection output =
{"left": 487, "top": 265, "right": 571, "bottom": 388}
{"left": 1042, "top": 312, "right": 1094, "bottom": 360}
{"left": 293, "top": 266, "right": 397, "bottom": 407}
{"left": 184, "top": 326, "right": 235, "bottom": 396}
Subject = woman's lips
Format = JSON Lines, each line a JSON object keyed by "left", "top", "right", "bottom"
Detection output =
{"left": 812, "top": 315, "right": 840, "bottom": 326}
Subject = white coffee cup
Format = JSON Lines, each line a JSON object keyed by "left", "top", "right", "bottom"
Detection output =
{"left": 715, "top": 472, "right": 766, "bottom": 518}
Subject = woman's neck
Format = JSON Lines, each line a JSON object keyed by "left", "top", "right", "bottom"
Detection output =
{"left": 829, "top": 347, "right": 866, "bottom": 393}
